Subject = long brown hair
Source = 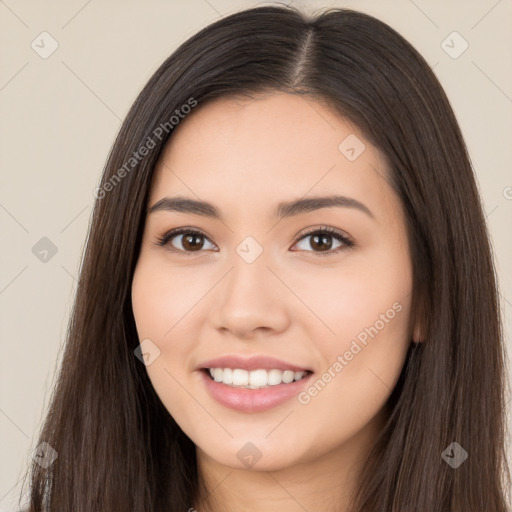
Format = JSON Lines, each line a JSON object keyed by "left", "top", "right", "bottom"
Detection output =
{"left": 20, "top": 5, "right": 511, "bottom": 511}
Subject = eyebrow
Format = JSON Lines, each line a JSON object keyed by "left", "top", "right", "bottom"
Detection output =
{"left": 147, "top": 195, "right": 375, "bottom": 221}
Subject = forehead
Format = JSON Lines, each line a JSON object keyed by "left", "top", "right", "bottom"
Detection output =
{"left": 149, "top": 93, "right": 397, "bottom": 221}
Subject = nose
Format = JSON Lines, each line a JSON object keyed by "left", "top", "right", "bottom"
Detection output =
{"left": 210, "top": 257, "right": 290, "bottom": 339}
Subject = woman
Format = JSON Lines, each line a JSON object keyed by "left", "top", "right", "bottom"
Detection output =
{"left": 20, "top": 5, "right": 511, "bottom": 511}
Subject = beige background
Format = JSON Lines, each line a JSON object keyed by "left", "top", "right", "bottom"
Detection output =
{"left": 1, "top": 0, "right": 511, "bottom": 509}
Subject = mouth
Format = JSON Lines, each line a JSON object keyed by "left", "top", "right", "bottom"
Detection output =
{"left": 199, "top": 367, "right": 314, "bottom": 413}
{"left": 201, "top": 367, "right": 314, "bottom": 390}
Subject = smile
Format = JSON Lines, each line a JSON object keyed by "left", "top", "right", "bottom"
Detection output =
{"left": 206, "top": 367, "right": 312, "bottom": 389}
{"left": 199, "top": 368, "right": 314, "bottom": 413}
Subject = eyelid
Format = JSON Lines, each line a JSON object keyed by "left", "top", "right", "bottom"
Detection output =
{"left": 294, "top": 225, "right": 353, "bottom": 245}
{"left": 156, "top": 226, "right": 217, "bottom": 255}
{"left": 291, "top": 225, "right": 354, "bottom": 256}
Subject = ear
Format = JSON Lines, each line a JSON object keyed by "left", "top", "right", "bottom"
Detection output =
{"left": 411, "top": 288, "right": 427, "bottom": 343}
{"left": 412, "top": 321, "right": 425, "bottom": 343}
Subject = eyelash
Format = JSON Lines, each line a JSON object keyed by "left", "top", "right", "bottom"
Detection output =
{"left": 155, "top": 225, "right": 354, "bottom": 257}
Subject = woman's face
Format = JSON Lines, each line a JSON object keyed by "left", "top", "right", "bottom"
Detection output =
{"left": 131, "top": 92, "right": 419, "bottom": 472}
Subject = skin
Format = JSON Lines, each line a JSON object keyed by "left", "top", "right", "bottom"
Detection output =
{"left": 131, "top": 92, "right": 422, "bottom": 512}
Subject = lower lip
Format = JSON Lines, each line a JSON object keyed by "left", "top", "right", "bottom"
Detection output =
{"left": 199, "top": 369, "right": 313, "bottom": 413}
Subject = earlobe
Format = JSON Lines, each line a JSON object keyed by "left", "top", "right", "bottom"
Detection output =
{"left": 412, "top": 323, "right": 424, "bottom": 343}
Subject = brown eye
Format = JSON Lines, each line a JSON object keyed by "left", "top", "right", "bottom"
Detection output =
{"left": 156, "top": 228, "right": 216, "bottom": 254}
{"left": 180, "top": 233, "right": 206, "bottom": 251}
{"left": 309, "top": 233, "right": 334, "bottom": 251}
{"left": 292, "top": 227, "right": 354, "bottom": 255}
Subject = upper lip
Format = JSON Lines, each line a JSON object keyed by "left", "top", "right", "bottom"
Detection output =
{"left": 198, "top": 355, "right": 312, "bottom": 373}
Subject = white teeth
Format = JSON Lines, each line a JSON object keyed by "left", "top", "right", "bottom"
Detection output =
{"left": 232, "top": 369, "right": 249, "bottom": 386}
{"left": 249, "top": 369, "right": 267, "bottom": 387}
{"left": 223, "top": 368, "right": 233, "bottom": 384}
{"left": 282, "top": 370, "right": 294, "bottom": 384}
{"left": 206, "top": 368, "right": 308, "bottom": 388}
{"left": 267, "top": 369, "right": 283, "bottom": 385}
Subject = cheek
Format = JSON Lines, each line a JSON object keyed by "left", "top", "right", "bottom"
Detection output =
{"left": 131, "top": 254, "right": 214, "bottom": 365}
{"left": 294, "top": 296, "right": 411, "bottom": 452}
{"left": 131, "top": 256, "right": 208, "bottom": 339}
{"left": 131, "top": 260, "right": 189, "bottom": 383}
{"left": 293, "top": 254, "right": 412, "bottom": 346}
{"left": 131, "top": 260, "right": 201, "bottom": 421}
{"left": 300, "top": 268, "right": 412, "bottom": 424}
{"left": 296, "top": 243, "right": 412, "bottom": 407}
